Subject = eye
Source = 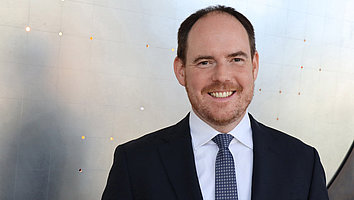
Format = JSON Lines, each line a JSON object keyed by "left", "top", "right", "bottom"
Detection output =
{"left": 232, "top": 58, "right": 242, "bottom": 62}
{"left": 200, "top": 61, "right": 209, "bottom": 65}
{"left": 197, "top": 60, "right": 214, "bottom": 67}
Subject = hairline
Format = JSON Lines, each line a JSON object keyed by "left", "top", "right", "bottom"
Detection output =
{"left": 185, "top": 11, "right": 252, "bottom": 64}
{"left": 177, "top": 6, "right": 256, "bottom": 65}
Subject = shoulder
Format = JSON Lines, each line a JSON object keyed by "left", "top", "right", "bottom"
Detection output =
{"left": 117, "top": 114, "right": 190, "bottom": 151}
{"left": 250, "top": 114, "right": 328, "bottom": 199}
{"left": 250, "top": 114, "right": 315, "bottom": 157}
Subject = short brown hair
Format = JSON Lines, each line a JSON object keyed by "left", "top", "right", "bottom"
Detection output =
{"left": 177, "top": 5, "right": 256, "bottom": 64}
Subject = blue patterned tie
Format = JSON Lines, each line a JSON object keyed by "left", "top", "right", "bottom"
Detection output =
{"left": 212, "top": 134, "right": 238, "bottom": 200}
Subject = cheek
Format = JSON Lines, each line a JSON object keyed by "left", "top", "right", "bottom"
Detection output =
{"left": 187, "top": 78, "right": 203, "bottom": 92}
{"left": 185, "top": 71, "right": 208, "bottom": 90}
{"left": 235, "top": 74, "right": 255, "bottom": 88}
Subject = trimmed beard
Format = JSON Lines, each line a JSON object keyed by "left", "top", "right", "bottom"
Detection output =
{"left": 186, "top": 82, "right": 254, "bottom": 127}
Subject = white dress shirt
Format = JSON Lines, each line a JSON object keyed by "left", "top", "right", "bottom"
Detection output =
{"left": 189, "top": 110, "right": 253, "bottom": 200}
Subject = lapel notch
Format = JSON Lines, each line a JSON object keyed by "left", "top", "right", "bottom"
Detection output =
{"left": 158, "top": 115, "right": 203, "bottom": 200}
{"left": 249, "top": 114, "right": 281, "bottom": 200}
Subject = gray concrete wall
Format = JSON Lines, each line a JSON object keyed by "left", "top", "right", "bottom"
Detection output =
{"left": 0, "top": 0, "right": 353, "bottom": 199}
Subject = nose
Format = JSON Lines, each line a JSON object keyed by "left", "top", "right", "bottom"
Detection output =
{"left": 211, "top": 62, "right": 230, "bottom": 82}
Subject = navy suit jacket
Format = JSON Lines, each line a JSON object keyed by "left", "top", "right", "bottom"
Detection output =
{"left": 102, "top": 114, "right": 329, "bottom": 200}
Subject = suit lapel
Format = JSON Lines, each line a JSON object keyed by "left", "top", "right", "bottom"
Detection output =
{"left": 157, "top": 113, "right": 285, "bottom": 200}
{"left": 158, "top": 114, "right": 203, "bottom": 200}
{"left": 249, "top": 114, "right": 284, "bottom": 200}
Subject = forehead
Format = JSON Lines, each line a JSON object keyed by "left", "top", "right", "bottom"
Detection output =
{"left": 186, "top": 12, "right": 250, "bottom": 57}
{"left": 192, "top": 12, "right": 244, "bottom": 29}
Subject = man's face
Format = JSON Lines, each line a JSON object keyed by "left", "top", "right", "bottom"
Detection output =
{"left": 174, "top": 12, "right": 259, "bottom": 132}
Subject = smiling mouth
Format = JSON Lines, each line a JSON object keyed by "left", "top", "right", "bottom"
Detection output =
{"left": 208, "top": 91, "right": 235, "bottom": 98}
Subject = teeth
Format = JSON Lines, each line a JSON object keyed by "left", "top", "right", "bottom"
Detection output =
{"left": 210, "top": 91, "right": 233, "bottom": 98}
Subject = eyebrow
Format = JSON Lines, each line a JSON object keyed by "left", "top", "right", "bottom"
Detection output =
{"left": 227, "top": 51, "right": 249, "bottom": 59}
{"left": 192, "top": 56, "right": 214, "bottom": 64}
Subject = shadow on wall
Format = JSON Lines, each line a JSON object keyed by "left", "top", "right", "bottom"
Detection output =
{"left": 328, "top": 141, "right": 354, "bottom": 200}
{"left": 0, "top": 32, "right": 87, "bottom": 200}
{"left": 0, "top": 98, "right": 21, "bottom": 200}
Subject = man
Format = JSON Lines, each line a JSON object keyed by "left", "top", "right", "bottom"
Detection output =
{"left": 102, "top": 5, "right": 329, "bottom": 200}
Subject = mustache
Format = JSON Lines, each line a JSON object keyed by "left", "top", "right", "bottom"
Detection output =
{"left": 201, "top": 82, "right": 243, "bottom": 93}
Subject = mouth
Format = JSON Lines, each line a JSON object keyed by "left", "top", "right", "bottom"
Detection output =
{"left": 208, "top": 91, "right": 236, "bottom": 98}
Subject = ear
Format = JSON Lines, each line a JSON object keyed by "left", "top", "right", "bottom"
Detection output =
{"left": 252, "top": 51, "right": 259, "bottom": 80}
{"left": 173, "top": 57, "right": 186, "bottom": 86}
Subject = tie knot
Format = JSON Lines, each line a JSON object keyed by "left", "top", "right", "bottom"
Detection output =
{"left": 212, "top": 134, "right": 234, "bottom": 149}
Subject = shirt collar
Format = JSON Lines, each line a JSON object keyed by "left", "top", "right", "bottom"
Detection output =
{"left": 189, "top": 110, "right": 253, "bottom": 150}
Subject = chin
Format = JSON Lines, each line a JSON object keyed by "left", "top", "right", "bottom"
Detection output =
{"left": 208, "top": 112, "right": 242, "bottom": 126}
